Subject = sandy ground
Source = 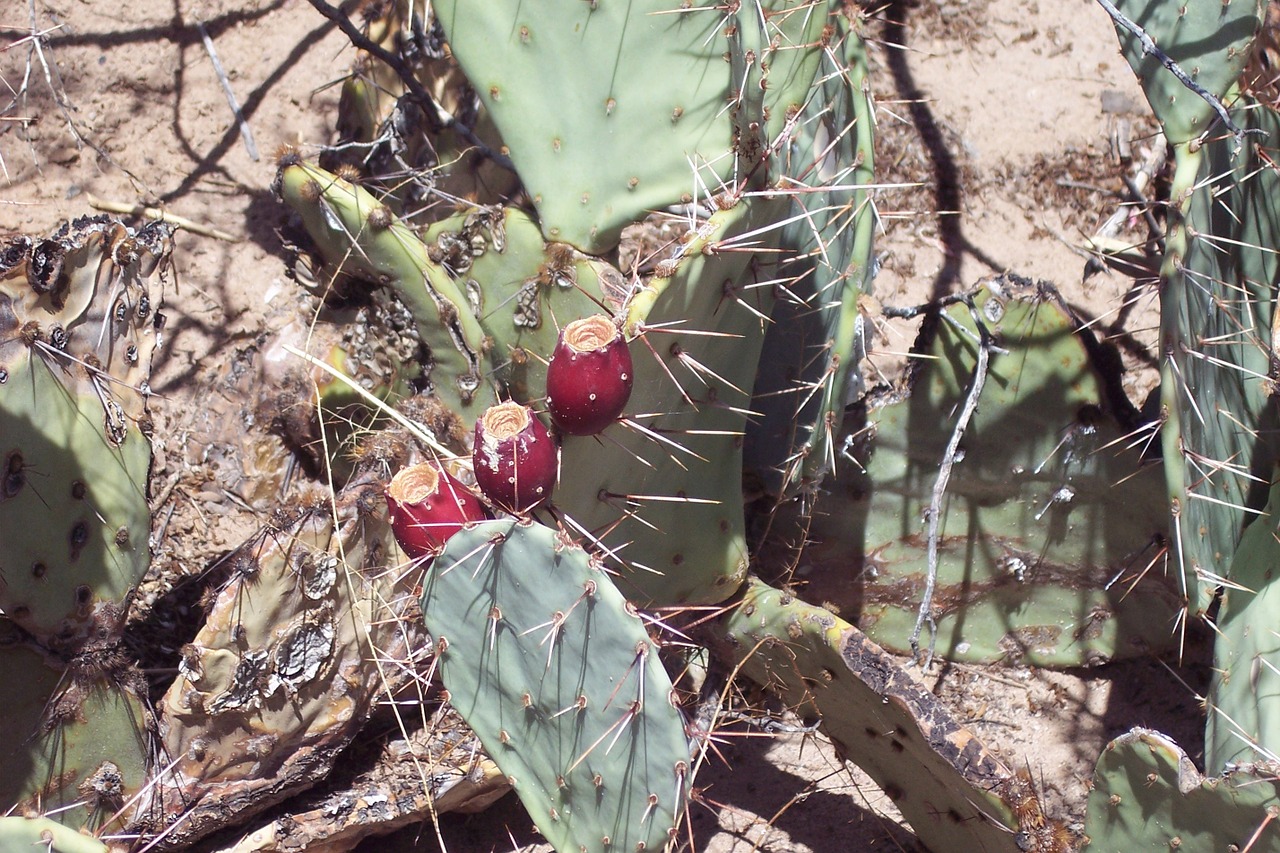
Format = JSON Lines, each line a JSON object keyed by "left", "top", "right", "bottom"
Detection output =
{"left": 0, "top": 0, "right": 1204, "bottom": 850}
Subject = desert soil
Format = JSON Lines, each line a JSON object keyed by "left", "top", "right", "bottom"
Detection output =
{"left": 0, "top": 0, "right": 1207, "bottom": 851}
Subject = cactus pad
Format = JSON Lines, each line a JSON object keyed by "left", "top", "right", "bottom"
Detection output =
{"left": 420, "top": 206, "right": 615, "bottom": 408}
{"left": 1110, "top": 0, "right": 1262, "bottom": 143}
{"left": 1207, "top": 472, "right": 1280, "bottom": 771}
{"left": 717, "top": 579, "right": 1049, "bottom": 853}
{"left": 780, "top": 277, "right": 1181, "bottom": 665}
{"left": 0, "top": 816, "right": 109, "bottom": 853}
{"left": 153, "top": 479, "right": 424, "bottom": 845}
{"left": 555, "top": 195, "right": 788, "bottom": 606}
{"left": 424, "top": 518, "right": 692, "bottom": 853}
{"left": 0, "top": 630, "right": 150, "bottom": 834}
{"left": 0, "top": 217, "right": 168, "bottom": 647}
{"left": 1084, "top": 729, "right": 1280, "bottom": 850}
{"left": 276, "top": 160, "right": 494, "bottom": 419}
{"left": 435, "top": 0, "right": 825, "bottom": 252}
{"left": 1111, "top": 0, "right": 1278, "bottom": 616}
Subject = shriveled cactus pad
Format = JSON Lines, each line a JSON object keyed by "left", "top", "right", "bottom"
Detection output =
{"left": 152, "top": 480, "right": 424, "bottom": 846}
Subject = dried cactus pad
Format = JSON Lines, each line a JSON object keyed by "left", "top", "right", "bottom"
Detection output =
{"left": 155, "top": 483, "right": 418, "bottom": 846}
{"left": 0, "top": 217, "right": 170, "bottom": 646}
{"left": 424, "top": 519, "right": 692, "bottom": 853}
{"left": 1084, "top": 729, "right": 1280, "bottom": 850}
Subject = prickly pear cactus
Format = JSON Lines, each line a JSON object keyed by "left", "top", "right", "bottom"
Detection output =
{"left": 330, "top": 0, "right": 517, "bottom": 208}
{"left": 1112, "top": 0, "right": 1262, "bottom": 145}
{"left": 419, "top": 206, "right": 621, "bottom": 406}
{"left": 1207, "top": 471, "right": 1280, "bottom": 771}
{"left": 0, "top": 218, "right": 169, "bottom": 832}
{"left": 280, "top": 0, "right": 877, "bottom": 608}
{"left": 553, "top": 195, "right": 788, "bottom": 606}
{"left": 0, "top": 216, "right": 170, "bottom": 647}
{"left": 1084, "top": 729, "right": 1280, "bottom": 850}
{"left": 424, "top": 518, "right": 693, "bottom": 853}
{"left": 435, "top": 0, "right": 826, "bottom": 252}
{"left": 0, "top": 623, "right": 151, "bottom": 834}
{"left": 755, "top": 10, "right": 877, "bottom": 492}
{"left": 715, "top": 579, "right": 1063, "bottom": 853}
{"left": 277, "top": 157, "right": 495, "bottom": 422}
{"left": 778, "top": 277, "right": 1182, "bottom": 666}
{"left": 1110, "top": 0, "right": 1275, "bottom": 613}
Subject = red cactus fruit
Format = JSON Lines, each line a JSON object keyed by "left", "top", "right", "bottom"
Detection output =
{"left": 545, "top": 315, "right": 633, "bottom": 436}
{"left": 385, "top": 462, "right": 486, "bottom": 560}
{"left": 472, "top": 402, "right": 559, "bottom": 513}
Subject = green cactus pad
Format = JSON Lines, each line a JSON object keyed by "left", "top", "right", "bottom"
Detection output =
{"left": 754, "top": 11, "right": 876, "bottom": 494}
{"left": 0, "top": 634, "right": 149, "bottom": 834}
{"left": 1147, "top": 103, "right": 1280, "bottom": 613}
{"left": 1207, "top": 472, "right": 1280, "bottom": 771}
{"left": 0, "top": 816, "right": 109, "bottom": 853}
{"left": 716, "top": 579, "right": 1040, "bottom": 853}
{"left": 277, "top": 160, "right": 495, "bottom": 418}
{"left": 424, "top": 518, "right": 692, "bottom": 853}
{"left": 154, "top": 480, "right": 420, "bottom": 844}
{"left": 1084, "top": 729, "right": 1280, "bottom": 850}
{"left": 435, "top": 0, "right": 825, "bottom": 252}
{"left": 0, "top": 355, "right": 152, "bottom": 647}
{"left": 1110, "top": 0, "right": 1262, "bottom": 143}
{"left": 0, "top": 218, "right": 168, "bottom": 647}
{"left": 555, "top": 194, "right": 788, "bottom": 606}
{"left": 780, "top": 278, "right": 1181, "bottom": 665}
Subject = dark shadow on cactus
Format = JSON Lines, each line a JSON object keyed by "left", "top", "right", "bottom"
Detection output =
{"left": 123, "top": 552, "right": 234, "bottom": 701}
{"left": 879, "top": 1, "right": 1003, "bottom": 300}
{"left": 761, "top": 279, "right": 1183, "bottom": 669}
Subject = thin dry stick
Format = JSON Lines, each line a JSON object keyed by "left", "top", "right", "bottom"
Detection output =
{"left": 1094, "top": 0, "right": 1262, "bottom": 154}
{"left": 86, "top": 193, "right": 238, "bottom": 241}
{"left": 196, "top": 21, "right": 259, "bottom": 161}
{"left": 910, "top": 298, "right": 996, "bottom": 668}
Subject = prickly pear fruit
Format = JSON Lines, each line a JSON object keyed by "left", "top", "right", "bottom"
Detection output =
{"left": 386, "top": 462, "right": 486, "bottom": 559}
{"left": 473, "top": 402, "right": 558, "bottom": 513}
{"left": 545, "top": 315, "right": 632, "bottom": 436}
